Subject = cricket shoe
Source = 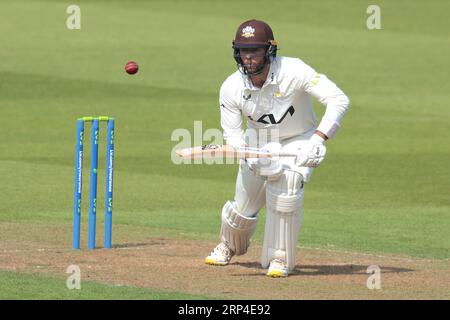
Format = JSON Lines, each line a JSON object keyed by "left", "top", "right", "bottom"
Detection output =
{"left": 205, "top": 242, "right": 234, "bottom": 266}
{"left": 266, "top": 259, "right": 288, "bottom": 278}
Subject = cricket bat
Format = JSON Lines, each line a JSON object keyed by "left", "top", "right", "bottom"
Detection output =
{"left": 176, "top": 144, "right": 298, "bottom": 159}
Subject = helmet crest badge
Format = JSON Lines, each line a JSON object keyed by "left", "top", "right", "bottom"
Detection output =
{"left": 241, "top": 26, "right": 255, "bottom": 38}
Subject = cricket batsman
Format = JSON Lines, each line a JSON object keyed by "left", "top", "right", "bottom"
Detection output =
{"left": 205, "top": 19, "right": 350, "bottom": 277}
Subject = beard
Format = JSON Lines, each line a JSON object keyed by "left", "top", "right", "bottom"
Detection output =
{"left": 243, "top": 60, "right": 267, "bottom": 75}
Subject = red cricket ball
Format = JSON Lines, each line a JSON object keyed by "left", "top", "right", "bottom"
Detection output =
{"left": 125, "top": 61, "right": 139, "bottom": 75}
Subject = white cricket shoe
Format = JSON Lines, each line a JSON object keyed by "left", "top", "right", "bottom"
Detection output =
{"left": 205, "top": 242, "right": 234, "bottom": 266}
{"left": 266, "top": 259, "right": 289, "bottom": 278}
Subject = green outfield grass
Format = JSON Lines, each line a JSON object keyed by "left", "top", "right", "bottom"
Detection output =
{"left": 0, "top": 271, "right": 210, "bottom": 299}
{"left": 0, "top": 0, "right": 449, "bottom": 299}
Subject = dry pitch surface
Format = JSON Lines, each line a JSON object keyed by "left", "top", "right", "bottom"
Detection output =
{"left": 1, "top": 222, "right": 448, "bottom": 300}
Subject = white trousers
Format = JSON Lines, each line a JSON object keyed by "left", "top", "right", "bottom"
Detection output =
{"left": 228, "top": 133, "right": 314, "bottom": 270}
{"left": 234, "top": 134, "right": 314, "bottom": 218}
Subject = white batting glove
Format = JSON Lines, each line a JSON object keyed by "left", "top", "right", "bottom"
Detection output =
{"left": 295, "top": 134, "right": 327, "bottom": 167}
{"left": 226, "top": 137, "right": 247, "bottom": 149}
{"left": 246, "top": 142, "right": 281, "bottom": 167}
{"left": 246, "top": 142, "right": 283, "bottom": 179}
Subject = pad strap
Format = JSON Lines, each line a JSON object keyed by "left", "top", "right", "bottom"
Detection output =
{"left": 220, "top": 201, "right": 258, "bottom": 255}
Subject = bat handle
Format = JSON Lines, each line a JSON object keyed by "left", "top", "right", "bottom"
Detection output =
{"left": 277, "top": 152, "right": 298, "bottom": 157}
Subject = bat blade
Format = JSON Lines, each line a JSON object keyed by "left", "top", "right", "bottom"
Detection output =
{"left": 175, "top": 144, "right": 291, "bottom": 159}
{"left": 176, "top": 144, "right": 235, "bottom": 159}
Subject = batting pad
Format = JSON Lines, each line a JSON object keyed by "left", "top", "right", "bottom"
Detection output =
{"left": 261, "top": 170, "right": 304, "bottom": 271}
{"left": 220, "top": 201, "right": 258, "bottom": 255}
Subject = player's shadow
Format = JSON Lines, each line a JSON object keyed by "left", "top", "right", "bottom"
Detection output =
{"left": 291, "top": 264, "right": 413, "bottom": 276}
{"left": 232, "top": 262, "right": 413, "bottom": 277}
{"left": 107, "top": 241, "right": 165, "bottom": 249}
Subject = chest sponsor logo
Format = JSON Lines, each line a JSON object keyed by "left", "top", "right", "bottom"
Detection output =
{"left": 248, "top": 105, "right": 295, "bottom": 124}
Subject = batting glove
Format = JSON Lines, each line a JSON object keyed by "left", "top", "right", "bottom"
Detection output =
{"left": 295, "top": 134, "right": 327, "bottom": 167}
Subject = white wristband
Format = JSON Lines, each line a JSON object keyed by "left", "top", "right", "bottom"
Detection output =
{"left": 316, "top": 118, "right": 340, "bottom": 139}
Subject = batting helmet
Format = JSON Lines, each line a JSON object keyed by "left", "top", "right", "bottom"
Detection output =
{"left": 232, "top": 19, "right": 278, "bottom": 75}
